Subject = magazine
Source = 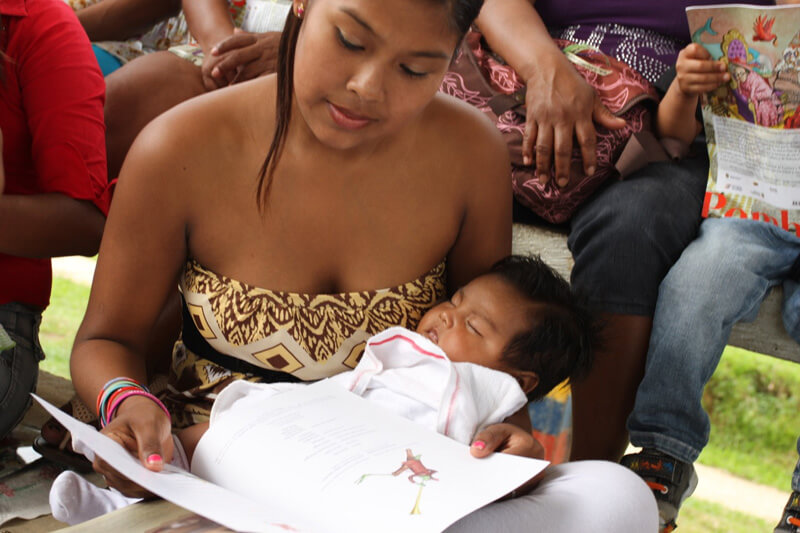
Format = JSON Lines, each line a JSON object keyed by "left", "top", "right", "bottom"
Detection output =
{"left": 35, "top": 381, "right": 547, "bottom": 533}
{"left": 686, "top": 4, "right": 800, "bottom": 233}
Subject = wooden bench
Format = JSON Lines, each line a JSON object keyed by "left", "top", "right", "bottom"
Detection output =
{"left": 511, "top": 223, "right": 799, "bottom": 364}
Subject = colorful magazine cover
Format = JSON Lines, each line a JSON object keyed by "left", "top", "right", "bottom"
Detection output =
{"left": 687, "top": 4, "right": 800, "bottom": 234}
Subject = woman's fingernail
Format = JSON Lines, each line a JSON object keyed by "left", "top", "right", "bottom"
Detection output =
{"left": 558, "top": 177, "right": 569, "bottom": 187}
{"left": 523, "top": 156, "right": 531, "bottom": 166}
{"left": 586, "top": 165, "right": 596, "bottom": 176}
{"left": 472, "top": 440, "right": 486, "bottom": 450}
{"left": 211, "top": 47, "right": 219, "bottom": 55}
{"left": 147, "top": 454, "right": 162, "bottom": 464}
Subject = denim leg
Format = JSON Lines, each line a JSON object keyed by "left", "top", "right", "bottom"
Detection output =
{"left": 627, "top": 218, "right": 800, "bottom": 463}
{"left": 568, "top": 144, "right": 708, "bottom": 315}
{"left": 0, "top": 303, "right": 45, "bottom": 439}
{"left": 793, "top": 435, "right": 800, "bottom": 492}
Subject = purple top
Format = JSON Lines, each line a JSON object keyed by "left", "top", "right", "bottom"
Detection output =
{"left": 535, "top": 0, "right": 774, "bottom": 83}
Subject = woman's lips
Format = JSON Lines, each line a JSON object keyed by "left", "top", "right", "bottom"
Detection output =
{"left": 327, "top": 102, "right": 374, "bottom": 130}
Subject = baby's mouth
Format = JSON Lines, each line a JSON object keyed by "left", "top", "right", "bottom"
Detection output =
{"left": 425, "top": 328, "right": 439, "bottom": 344}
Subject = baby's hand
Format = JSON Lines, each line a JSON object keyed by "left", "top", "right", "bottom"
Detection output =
{"left": 675, "top": 43, "right": 730, "bottom": 96}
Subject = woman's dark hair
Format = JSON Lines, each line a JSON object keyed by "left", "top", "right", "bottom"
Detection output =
{"left": 489, "top": 255, "right": 599, "bottom": 402}
{"left": 256, "top": 0, "right": 485, "bottom": 207}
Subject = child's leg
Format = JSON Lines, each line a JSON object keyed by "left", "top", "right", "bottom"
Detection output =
{"left": 623, "top": 218, "right": 800, "bottom": 531}
{"left": 774, "top": 436, "right": 800, "bottom": 532}
{"left": 627, "top": 218, "right": 800, "bottom": 462}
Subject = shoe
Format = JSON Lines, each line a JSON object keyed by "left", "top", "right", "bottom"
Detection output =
{"left": 32, "top": 395, "right": 95, "bottom": 473}
{"left": 775, "top": 491, "right": 800, "bottom": 532}
{"left": 621, "top": 448, "right": 698, "bottom": 532}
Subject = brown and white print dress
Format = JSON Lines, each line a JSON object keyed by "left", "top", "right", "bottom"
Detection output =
{"left": 163, "top": 259, "right": 446, "bottom": 428}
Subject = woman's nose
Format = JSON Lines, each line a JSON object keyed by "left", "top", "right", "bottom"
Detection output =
{"left": 346, "top": 63, "right": 385, "bottom": 103}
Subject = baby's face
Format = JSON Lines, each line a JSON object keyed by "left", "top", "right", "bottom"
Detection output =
{"left": 416, "top": 274, "right": 532, "bottom": 372}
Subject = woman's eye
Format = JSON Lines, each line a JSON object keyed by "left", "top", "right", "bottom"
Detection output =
{"left": 400, "top": 64, "right": 427, "bottom": 78}
{"left": 337, "top": 28, "right": 363, "bottom": 51}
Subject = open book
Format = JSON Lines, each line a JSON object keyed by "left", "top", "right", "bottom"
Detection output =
{"left": 687, "top": 4, "right": 800, "bottom": 233}
{"left": 36, "top": 381, "right": 547, "bottom": 533}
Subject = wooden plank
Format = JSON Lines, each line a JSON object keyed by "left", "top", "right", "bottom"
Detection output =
{"left": 55, "top": 499, "right": 192, "bottom": 532}
{"left": 511, "top": 223, "right": 799, "bottom": 364}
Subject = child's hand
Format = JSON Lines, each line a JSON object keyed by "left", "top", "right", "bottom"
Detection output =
{"left": 675, "top": 43, "right": 730, "bottom": 96}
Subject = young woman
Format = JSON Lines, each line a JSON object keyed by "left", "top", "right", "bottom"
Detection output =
{"left": 70, "top": 0, "right": 656, "bottom": 529}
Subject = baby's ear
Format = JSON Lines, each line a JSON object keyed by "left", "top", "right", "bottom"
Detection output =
{"left": 513, "top": 371, "right": 539, "bottom": 395}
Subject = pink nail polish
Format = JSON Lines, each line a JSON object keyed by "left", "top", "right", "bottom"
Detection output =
{"left": 472, "top": 440, "right": 486, "bottom": 450}
{"left": 147, "top": 454, "right": 162, "bottom": 464}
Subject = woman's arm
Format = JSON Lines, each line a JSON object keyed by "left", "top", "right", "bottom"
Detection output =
{"left": 71, "top": 115, "right": 193, "bottom": 495}
{"left": 444, "top": 105, "right": 512, "bottom": 293}
{"left": 77, "top": 0, "right": 182, "bottom": 42}
{"left": 182, "top": 0, "right": 236, "bottom": 53}
{"left": 475, "top": 0, "right": 625, "bottom": 186}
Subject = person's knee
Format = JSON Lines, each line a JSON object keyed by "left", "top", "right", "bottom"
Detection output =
{"left": 554, "top": 461, "right": 659, "bottom": 529}
{"left": 0, "top": 343, "right": 40, "bottom": 438}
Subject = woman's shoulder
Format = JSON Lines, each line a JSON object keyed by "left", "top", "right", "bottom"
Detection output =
{"left": 132, "top": 76, "right": 276, "bottom": 176}
{"left": 423, "top": 93, "right": 509, "bottom": 181}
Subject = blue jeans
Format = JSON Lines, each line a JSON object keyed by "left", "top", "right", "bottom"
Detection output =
{"left": 627, "top": 218, "right": 800, "bottom": 463}
{"left": 794, "top": 436, "right": 800, "bottom": 492}
{"left": 0, "top": 303, "right": 44, "bottom": 439}
{"left": 568, "top": 142, "right": 708, "bottom": 316}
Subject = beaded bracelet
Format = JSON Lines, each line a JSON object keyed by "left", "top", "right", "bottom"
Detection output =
{"left": 105, "top": 389, "right": 171, "bottom": 428}
{"left": 96, "top": 377, "right": 152, "bottom": 427}
{"left": 97, "top": 378, "right": 146, "bottom": 423}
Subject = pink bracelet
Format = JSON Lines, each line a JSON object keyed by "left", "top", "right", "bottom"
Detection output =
{"left": 104, "top": 389, "right": 171, "bottom": 427}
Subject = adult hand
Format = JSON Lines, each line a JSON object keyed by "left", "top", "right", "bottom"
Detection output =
{"left": 92, "top": 396, "right": 173, "bottom": 498}
{"left": 202, "top": 30, "right": 281, "bottom": 91}
{"left": 522, "top": 58, "right": 626, "bottom": 187}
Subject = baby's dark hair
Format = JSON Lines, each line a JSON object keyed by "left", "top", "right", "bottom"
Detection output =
{"left": 489, "top": 255, "right": 598, "bottom": 401}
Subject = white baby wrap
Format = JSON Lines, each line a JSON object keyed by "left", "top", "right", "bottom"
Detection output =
{"left": 211, "top": 327, "right": 528, "bottom": 445}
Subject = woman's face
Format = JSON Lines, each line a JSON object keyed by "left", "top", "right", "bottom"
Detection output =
{"left": 292, "top": 0, "right": 458, "bottom": 151}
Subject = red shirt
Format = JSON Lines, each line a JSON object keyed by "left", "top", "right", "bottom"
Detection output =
{"left": 0, "top": 0, "right": 110, "bottom": 309}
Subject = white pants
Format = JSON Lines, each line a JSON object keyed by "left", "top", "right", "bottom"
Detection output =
{"left": 446, "top": 461, "right": 658, "bottom": 532}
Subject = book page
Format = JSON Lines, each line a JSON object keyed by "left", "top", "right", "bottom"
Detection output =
{"left": 712, "top": 115, "right": 800, "bottom": 210}
{"left": 193, "top": 380, "right": 548, "bottom": 533}
{"left": 686, "top": 4, "right": 800, "bottom": 230}
{"left": 32, "top": 395, "right": 313, "bottom": 533}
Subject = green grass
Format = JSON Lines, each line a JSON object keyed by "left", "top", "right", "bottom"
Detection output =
{"left": 679, "top": 498, "right": 773, "bottom": 532}
{"left": 700, "top": 346, "right": 800, "bottom": 491}
{"left": 39, "top": 277, "right": 91, "bottom": 379}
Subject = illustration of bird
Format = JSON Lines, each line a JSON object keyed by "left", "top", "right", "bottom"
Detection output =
{"left": 753, "top": 14, "right": 778, "bottom": 45}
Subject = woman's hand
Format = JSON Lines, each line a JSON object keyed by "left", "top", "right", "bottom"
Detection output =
{"left": 523, "top": 57, "right": 626, "bottom": 187}
{"left": 92, "top": 396, "right": 174, "bottom": 498}
{"left": 202, "top": 30, "right": 281, "bottom": 90}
